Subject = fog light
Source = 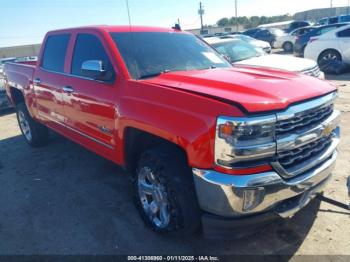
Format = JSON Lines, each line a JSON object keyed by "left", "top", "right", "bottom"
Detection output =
{"left": 243, "top": 188, "right": 265, "bottom": 211}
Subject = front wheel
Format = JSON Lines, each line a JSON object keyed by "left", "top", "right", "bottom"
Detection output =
{"left": 318, "top": 50, "right": 342, "bottom": 64}
{"left": 133, "top": 146, "right": 201, "bottom": 236}
{"left": 16, "top": 103, "right": 49, "bottom": 147}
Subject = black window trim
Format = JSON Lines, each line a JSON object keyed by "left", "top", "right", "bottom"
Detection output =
{"left": 337, "top": 28, "right": 350, "bottom": 38}
{"left": 69, "top": 33, "right": 116, "bottom": 84}
{"left": 40, "top": 33, "right": 71, "bottom": 73}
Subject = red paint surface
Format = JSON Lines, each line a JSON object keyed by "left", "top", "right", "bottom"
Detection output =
{"left": 4, "top": 26, "right": 337, "bottom": 174}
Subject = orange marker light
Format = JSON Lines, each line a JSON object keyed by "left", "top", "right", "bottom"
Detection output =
{"left": 219, "top": 122, "right": 234, "bottom": 136}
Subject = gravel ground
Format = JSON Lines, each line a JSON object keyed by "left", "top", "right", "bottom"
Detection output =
{"left": 0, "top": 72, "right": 349, "bottom": 256}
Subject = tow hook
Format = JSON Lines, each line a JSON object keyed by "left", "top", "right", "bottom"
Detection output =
{"left": 315, "top": 176, "right": 350, "bottom": 211}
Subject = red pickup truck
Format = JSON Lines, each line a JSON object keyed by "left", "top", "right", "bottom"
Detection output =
{"left": 3, "top": 26, "right": 340, "bottom": 238}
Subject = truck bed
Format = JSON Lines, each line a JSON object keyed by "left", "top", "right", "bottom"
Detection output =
{"left": 2, "top": 61, "right": 36, "bottom": 109}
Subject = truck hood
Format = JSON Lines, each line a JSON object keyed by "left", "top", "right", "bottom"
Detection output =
{"left": 234, "top": 54, "right": 317, "bottom": 73}
{"left": 142, "top": 67, "right": 336, "bottom": 113}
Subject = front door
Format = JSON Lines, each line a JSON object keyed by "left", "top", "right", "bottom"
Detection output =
{"left": 62, "top": 33, "right": 117, "bottom": 149}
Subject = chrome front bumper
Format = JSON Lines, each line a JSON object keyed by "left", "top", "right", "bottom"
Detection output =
{"left": 193, "top": 125, "right": 339, "bottom": 218}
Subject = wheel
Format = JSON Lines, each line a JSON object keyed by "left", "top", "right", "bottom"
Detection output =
{"left": 133, "top": 145, "right": 201, "bottom": 236}
{"left": 16, "top": 103, "right": 49, "bottom": 147}
{"left": 283, "top": 42, "right": 293, "bottom": 52}
{"left": 270, "top": 40, "right": 275, "bottom": 49}
{"left": 318, "top": 49, "right": 342, "bottom": 64}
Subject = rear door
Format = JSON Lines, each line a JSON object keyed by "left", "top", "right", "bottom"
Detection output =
{"left": 34, "top": 34, "right": 71, "bottom": 124}
{"left": 62, "top": 32, "right": 117, "bottom": 149}
{"left": 337, "top": 28, "right": 350, "bottom": 63}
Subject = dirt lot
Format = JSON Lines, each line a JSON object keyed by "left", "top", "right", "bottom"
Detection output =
{"left": 0, "top": 73, "right": 349, "bottom": 256}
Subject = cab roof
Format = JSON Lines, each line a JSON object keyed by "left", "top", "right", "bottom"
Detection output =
{"left": 48, "top": 25, "right": 185, "bottom": 34}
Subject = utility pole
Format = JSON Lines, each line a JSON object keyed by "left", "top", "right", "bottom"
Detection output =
{"left": 198, "top": 2, "right": 204, "bottom": 34}
{"left": 235, "top": 0, "right": 238, "bottom": 32}
{"left": 330, "top": 0, "right": 333, "bottom": 8}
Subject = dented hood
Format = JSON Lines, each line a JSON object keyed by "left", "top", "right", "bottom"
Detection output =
{"left": 142, "top": 67, "right": 336, "bottom": 113}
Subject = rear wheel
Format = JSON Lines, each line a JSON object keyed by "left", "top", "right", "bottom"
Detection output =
{"left": 283, "top": 42, "right": 293, "bottom": 52}
{"left": 318, "top": 49, "right": 342, "bottom": 64}
{"left": 16, "top": 103, "right": 49, "bottom": 147}
{"left": 133, "top": 146, "right": 201, "bottom": 236}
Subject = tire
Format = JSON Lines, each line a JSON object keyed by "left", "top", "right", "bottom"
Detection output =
{"left": 318, "top": 49, "right": 342, "bottom": 65}
{"left": 283, "top": 42, "right": 293, "bottom": 52}
{"left": 133, "top": 145, "right": 201, "bottom": 236}
{"left": 16, "top": 103, "right": 49, "bottom": 147}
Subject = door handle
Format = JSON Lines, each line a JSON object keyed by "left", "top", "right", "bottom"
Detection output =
{"left": 33, "top": 78, "right": 41, "bottom": 84}
{"left": 63, "top": 86, "right": 74, "bottom": 93}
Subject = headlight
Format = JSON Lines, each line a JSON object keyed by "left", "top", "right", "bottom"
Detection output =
{"left": 215, "top": 115, "right": 276, "bottom": 168}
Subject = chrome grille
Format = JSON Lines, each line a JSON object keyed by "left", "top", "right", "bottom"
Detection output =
{"left": 277, "top": 135, "right": 332, "bottom": 168}
{"left": 276, "top": 103, "right": 333, "bottom": 135}
{"left": 301, "top": 65, "right": 321, "bottom": 77}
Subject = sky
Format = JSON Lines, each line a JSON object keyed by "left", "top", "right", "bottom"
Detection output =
{"left": 0, "top": 0, "right": 349, "bottom": 47}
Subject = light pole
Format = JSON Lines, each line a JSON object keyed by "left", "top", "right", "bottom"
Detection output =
{"left": 198, "top": 2, "right": 204, "bottom": 34}
{"left": 235, "top": 0, "right": 238, "bottom": 32}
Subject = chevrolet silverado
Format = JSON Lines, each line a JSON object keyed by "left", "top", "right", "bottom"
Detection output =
{"left": 3, "top": 26, "right": 340, "bottom": 238}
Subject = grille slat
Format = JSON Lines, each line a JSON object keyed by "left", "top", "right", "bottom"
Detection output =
{"left": 302, "top": 65, "right": 321, "bottom": 77}
{"left": 276, "top": 104, "right": 333, "bottom": 135}
{"left": 278, "top": 136, "right": 332, "bottom": 168}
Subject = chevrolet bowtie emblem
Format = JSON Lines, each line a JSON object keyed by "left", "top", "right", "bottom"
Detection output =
{"left": 321, "top": 123, "right": 334, "bottom": 137}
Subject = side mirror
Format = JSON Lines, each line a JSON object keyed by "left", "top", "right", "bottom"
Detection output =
{"left": 81, "top": 60, "right": 106, "bottom": 80}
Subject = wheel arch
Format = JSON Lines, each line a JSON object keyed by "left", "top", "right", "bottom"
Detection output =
{"left": 123, "top": 127, "right": 190, "bottom": 173}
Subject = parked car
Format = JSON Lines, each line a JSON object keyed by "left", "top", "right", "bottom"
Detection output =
{"left": 205, "top": 37, "right": 324, "bottom": 79}
{"left": 284, "top": 21, "right": 311, "bottom": 33}
{"left": 294, "top": 23, "right": 349, "bottom": 57}
{"left": 275, "top": 26, "right": 317, "bottom": 52}
{"left": 304, "top": 24, "right": 350, "bottom": 65}
{"left": 318, "top": 15, "right": 350, "bottom": 25}
{"left": 243, "top": 27, "right": 286, "bottom": 47}
{"left": 258, "top": 20, "right": 311, "bottom": 33}
{"left": 3, "top": 26, "right": 340, "bottom": 238}
{"left": 220, "top": 34, "right": 271, "bottom": 53}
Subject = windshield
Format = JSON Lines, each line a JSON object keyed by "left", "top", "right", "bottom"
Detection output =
{"left": 110, "top": 32, "right": 231, "bottom": 79}
{"left": 212, "top": 39, "right": 265, "bottom": 63}
{"left": 239, "top": 35, "right": 256, "bottom": 42}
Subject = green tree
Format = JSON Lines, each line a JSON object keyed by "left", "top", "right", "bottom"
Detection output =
{"left": 217, "top": 18, "right": 229, "bottom": 27}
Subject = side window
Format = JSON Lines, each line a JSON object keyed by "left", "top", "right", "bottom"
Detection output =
{"left": 71, "top": 33, "right": 115, "bottom": 81}
{"left": 320, "top": 27, "right": 336, "bottom": 34}
{"left": 41, "top": 34, "right": 70, "bottom": 72}
{"left": 338, "top": 28, "right": 350, "bottom": 37}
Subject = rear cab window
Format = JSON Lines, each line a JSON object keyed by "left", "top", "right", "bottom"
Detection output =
{"left": 41, "top": 34, "right": 70, "bottom": 72}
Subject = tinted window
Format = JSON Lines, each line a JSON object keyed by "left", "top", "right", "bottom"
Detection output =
{"left": 110, "top": 32, "right": 231, "bottom": 79}
{"left": 42, "top": 34, "right": 70, "bottom": 72}
{"left": 338, "top": 28, "right": 350, "bottom": 37}
{"left": 339, "top": 15, "right": 350, "bottom": 22}
{"left": 71, "top": 34, "right": 114, "bottom": 81}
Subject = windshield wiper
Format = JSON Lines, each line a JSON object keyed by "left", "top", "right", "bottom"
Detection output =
{"left": 138, "top": 69, "right": 171, "bottom": 80}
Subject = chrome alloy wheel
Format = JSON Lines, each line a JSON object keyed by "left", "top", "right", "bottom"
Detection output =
{"left": 18, "top": 111, "right": 32, "bottom": 141}
{"left": 137, "top": 167, "right": 170, "bottom": 228}
{"left": 322, "top": 52, "right": 340, "bottom": 62}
